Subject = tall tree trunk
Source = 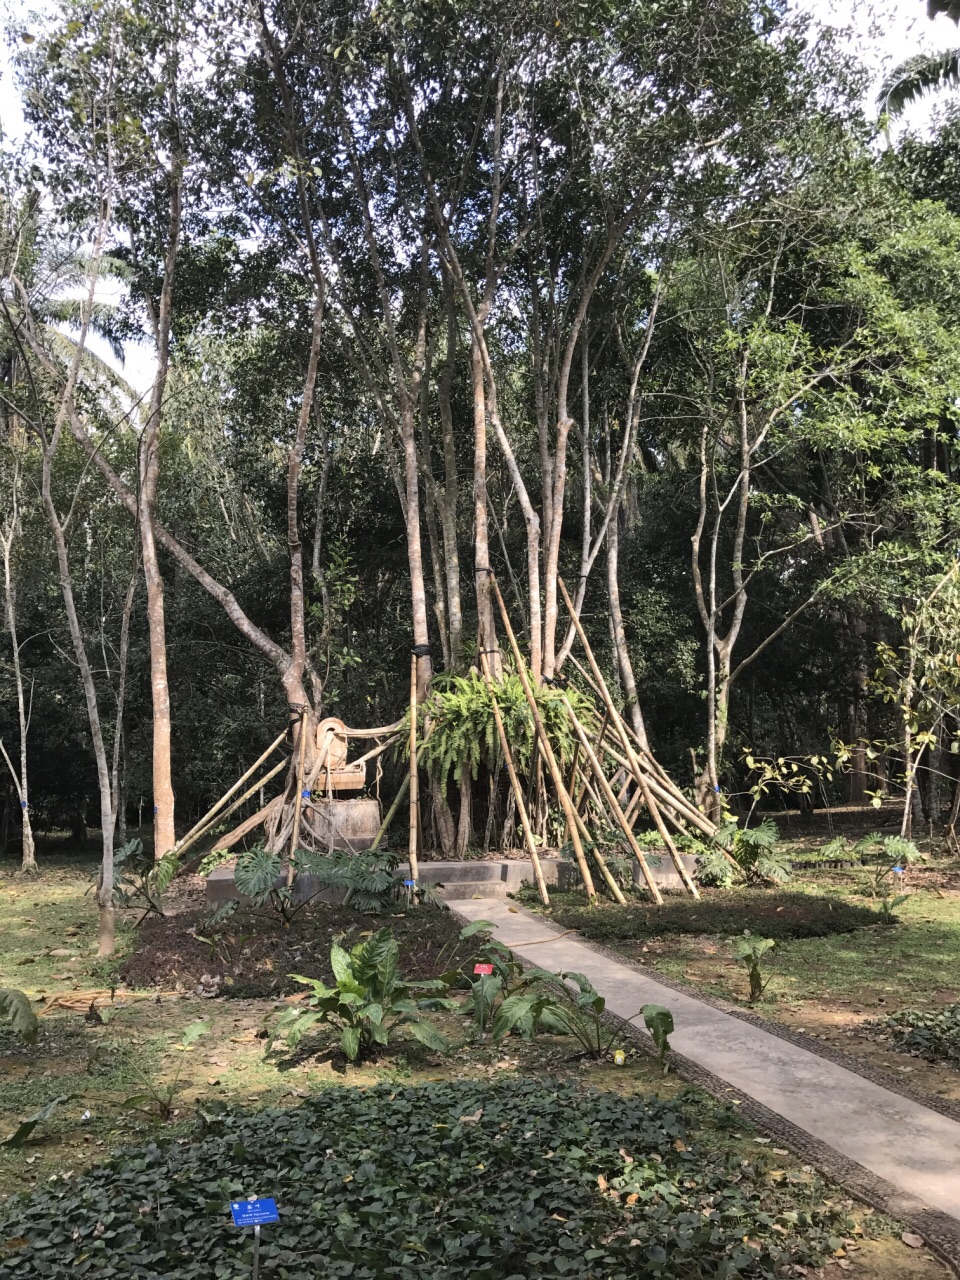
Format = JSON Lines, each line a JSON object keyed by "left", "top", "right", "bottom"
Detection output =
{"left": 437, "top": 298, "right": 463, "bottom": 665}
{"left": 136, "top": 161, "right": 183, "bottom": 861}
{"left": 472, "top": 339, "right": 499, "bottom": 673}
{"left": 607, "top": 505, "right": 649, "bottom": 750}
{"left": 111, "top": 565, "right": 138, "bottom": 840}
{"left": 0, "top": 468, "right": 36, "bottom": 872}
{"left": 41, "top": 460, "right": 116, "bottom": 954}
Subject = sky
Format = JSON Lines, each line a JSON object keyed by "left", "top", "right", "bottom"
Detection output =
{"left": 1, "top": 0, "right": 959, "bottom": 395}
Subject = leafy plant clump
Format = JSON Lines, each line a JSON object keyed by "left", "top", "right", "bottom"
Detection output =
{"left": 0, "top": 989, "right": 38, "bottom": 1044}
{"left": 0, "top": 1079, "right": 854, "bottom": 1279}
{"left": 868, "top": 1003, "right": 960, "bottom": 1068}
{"left": 542, "top": 890, "right": 878, "bottom": 943}
{"left": 421, "top": 668, "right": 594, "bottom": 793}
{"left": 730, "top": 936, "right": 777, "bottom": 1002}
{"left": 273, "top": 927, "right": 456, "bottom": 1061}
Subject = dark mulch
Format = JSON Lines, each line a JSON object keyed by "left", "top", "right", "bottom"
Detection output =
{"left": 120, "top": 901, "right": 472, "bottom": 998}
{"left": 540, "top": 888, "right": 881, "bottom": 944}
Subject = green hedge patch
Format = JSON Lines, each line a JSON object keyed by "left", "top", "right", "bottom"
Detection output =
{"left": 543, "top": 890, "right": 879, "bottom": 943}
{"left": 0, "top": 1078, "right": 850, "bottom": 1278}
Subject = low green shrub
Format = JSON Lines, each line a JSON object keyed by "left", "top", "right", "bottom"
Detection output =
{"left": 544, "top": 889, "right": 878, "bottom": 943}
{"left": 0, "top": 1078, "right": 853, "bottom": 1278}
{"left": 868, "top": 1003, "right": 960, "bottom": 1067}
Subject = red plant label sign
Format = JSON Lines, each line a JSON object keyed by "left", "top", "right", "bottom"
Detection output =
{"left": 473, "top": 963, "right": 494, "bottom": 976}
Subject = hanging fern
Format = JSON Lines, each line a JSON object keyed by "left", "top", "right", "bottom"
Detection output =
{"left": 418, "top": 669, "right": 597, "bottom": 796}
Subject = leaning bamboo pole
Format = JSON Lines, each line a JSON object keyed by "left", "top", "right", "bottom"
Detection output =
{"left": 562, "top": 695, "right": 664, "bottom": 904}
{"left": 170, "top": 728, "right": 288, "bottom": 858}
{"left": 407, "top": 653, "right": 420, "bottom": 900}
{"left": 175, "top": 757, "right": 289, "bottom": 863}
{"left": 286, "top": 710, "right": 310, "bottom": 884}
{"left": 489, "top": 573, "right": 597, "bottom": 901}
{"left": 479, "top": 651, "right": 550, "bottom": 906}
{"left": 558, "top": 577, "right": 700, "bottom": 899}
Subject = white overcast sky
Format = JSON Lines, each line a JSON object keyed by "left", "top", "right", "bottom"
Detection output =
{"left": 0, "top": 0, "right": 958, "bottom": 393}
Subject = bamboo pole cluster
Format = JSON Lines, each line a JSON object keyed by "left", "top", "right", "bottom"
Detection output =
{"left": 469, "top": 572, "right": 718, "bottom": 904}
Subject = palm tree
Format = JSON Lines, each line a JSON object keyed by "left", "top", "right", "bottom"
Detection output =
{"left": 879, "top": 49, "right": 960, "bottom": 116}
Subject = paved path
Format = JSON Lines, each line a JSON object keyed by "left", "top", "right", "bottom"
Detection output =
{"left": 449, "top": 899, "right": 960, "bottom": 1222}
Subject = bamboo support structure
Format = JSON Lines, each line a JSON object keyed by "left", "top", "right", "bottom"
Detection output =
{"left": 561, "top": 696, "right": 664, "bottom": 904}
{"left": 558, "top": 577, "right": 700, "bottom": 899}
{"left": 177, "top": 757, "right": 288, "bottom": 863}
{"left": 170, "top": 728, "right": 288, "bottom": 858}
{"left": 479, "top": 651, "right": 550, "bottom": 906}
{"left": 489, "top": 574, "right": 597, "bottom": 901}
{"left": 408, "top": 653, "right": 420, "bottom": 899}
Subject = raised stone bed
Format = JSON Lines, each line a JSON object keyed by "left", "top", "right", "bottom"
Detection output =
{"left": 205, "top": 851, "right": 698, "bottom": 904}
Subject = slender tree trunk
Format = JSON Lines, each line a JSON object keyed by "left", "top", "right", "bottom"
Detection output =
{"left": 437, "top": 299, "right": 463, "bottom": 664}
{"left": 135, "top": 159, "right": 183, "bottom": 861}
{"left": 472, "top": 339, "right": 499, "bottom": 673}
{"left": 0, "top": 479, "right": 36, "bottom": 872}
{"left": 607, "top": 505, "right": 649, "bottom": 751}
{"left": 41, "top": 462, "right": 115, "bottom": 953}
{"left": 111, "top": 565, "right": 138, "bottom": 839}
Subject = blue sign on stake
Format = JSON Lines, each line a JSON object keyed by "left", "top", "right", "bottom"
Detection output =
{"left": 231, "top": 1198, "right": 280, "bottom": 1227}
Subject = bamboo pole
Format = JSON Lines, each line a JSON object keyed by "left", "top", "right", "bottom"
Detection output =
{"left": 408, "top": 653, "right": 420, "bottom": 900}
{"left": 170, "top": 728, "right": 288, "bottom": 857}
{"left": 568, "top": 650, "right": 708, "bottom": 827}
{"left": 558, "top": 577, "right": 700, "bottom": 899}
{"left": 599, "top": 731, "right": 720, "bottom": 841}
{"left": 479, "top": 651, "right": 550, "bottom": 905}
{"left": 489, "top": 574, "right": 597, "bottom": 901}
{"left": 535, "top": 740, "right": 626, "bottom": 904}
{"left": 176, "top": 757, "right": 288, "bottom": 863}
{"left": 561, "top": 695, "right": 664, "bottom": 904}
{"left": 369, "top": 743, "right": 426, "bottom": 849}
{"left": 287, "top": 710, "right": 309, "bottom": 884}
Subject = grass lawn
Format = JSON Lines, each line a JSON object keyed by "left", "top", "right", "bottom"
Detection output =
{"left": 0, "top": 852, "right": 952, "bottom": 1278}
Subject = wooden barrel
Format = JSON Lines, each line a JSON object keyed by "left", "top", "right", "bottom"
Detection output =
{"left": 306, "top": 797, "right": 381, "bottom": 851}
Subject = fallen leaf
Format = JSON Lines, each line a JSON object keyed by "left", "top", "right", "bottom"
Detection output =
{"left": 901, "top": 1232, "right": 924, "bottom": 1249}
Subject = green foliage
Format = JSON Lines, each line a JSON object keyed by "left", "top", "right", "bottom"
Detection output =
{"left": 714, "top": 820, "right": 792, "bottom": 885}
{"left": 120, "top": 1020, "right": 211, "bottom": 1122}
{"left": 422, "top": 670, "right": 594, "bottom": 795}
{"left": 489, "top": 968, "right": 661, "bottom": 1062}
{"left": 0, "top": 989, "right": 38, "bottom": 1045}
{"left": 0, "top": 1078, "right": 854, "bottom": 1278}
{"left": 293, "top": 848, "right": 403, "bottom": 913}
{"left": 730, "top": 936, "right": 777, "bottom": 1002}
{"left": 869, "top": 1003, "right": 960, "bottom": 1067}
{"left": 197, "top": 848, "right": 234, "bottom": 878}
{"left": 113, "top": 839, "right": 179, "bottom": 918}
{"left": 273, "top": 929, "right": 456, "bottom": 1062}
{"left": 876, "top": 893, "right": 909, "bottom": 926}
{"left": 1, "top": 1096, "right": 77, "bottom": 1149}
{"left": 543, "top": 890, "right": 879, "bottom": 943}
{"left": 642, "top": 1004, "right": 675, "bottom": 1074}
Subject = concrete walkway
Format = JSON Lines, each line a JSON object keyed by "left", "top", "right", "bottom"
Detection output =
{"left": 450, "top": 898, "right": 960, "bottom": 1223}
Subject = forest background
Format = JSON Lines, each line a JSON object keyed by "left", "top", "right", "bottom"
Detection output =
{"left": 2, "top": 0, "right": 960, "bottom": 923}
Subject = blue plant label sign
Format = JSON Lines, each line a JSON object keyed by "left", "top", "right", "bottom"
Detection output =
{"left": 231, "top": 1198, "right": 279, "bottom": 1227}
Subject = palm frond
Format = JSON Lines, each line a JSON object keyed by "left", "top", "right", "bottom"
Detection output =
{"left": 929, "top": 0, "right": 960, "bottom": 25}
{"left": 879, "top": 49, "right": 960, "bottom": 115}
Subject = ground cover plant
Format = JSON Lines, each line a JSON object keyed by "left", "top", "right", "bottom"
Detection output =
{"left": 867, "top": 1003, "right": 960, "bottom": 1069}
{"left": 532, "top": 887, "right": 879, "bottom": 943}
{"left": 0, "top": 1077, "right": 858, "bottom": 1280}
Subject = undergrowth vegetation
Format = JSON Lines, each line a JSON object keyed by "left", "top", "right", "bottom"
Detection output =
{"left": 868, "top": 1003, "right": 960, "bottom": 1069}
{"left": 531, "top": 889, "right": 880, "bottom": 943}
{"left": 0, "top": 1079, "right": 856, "bottom": 1280}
